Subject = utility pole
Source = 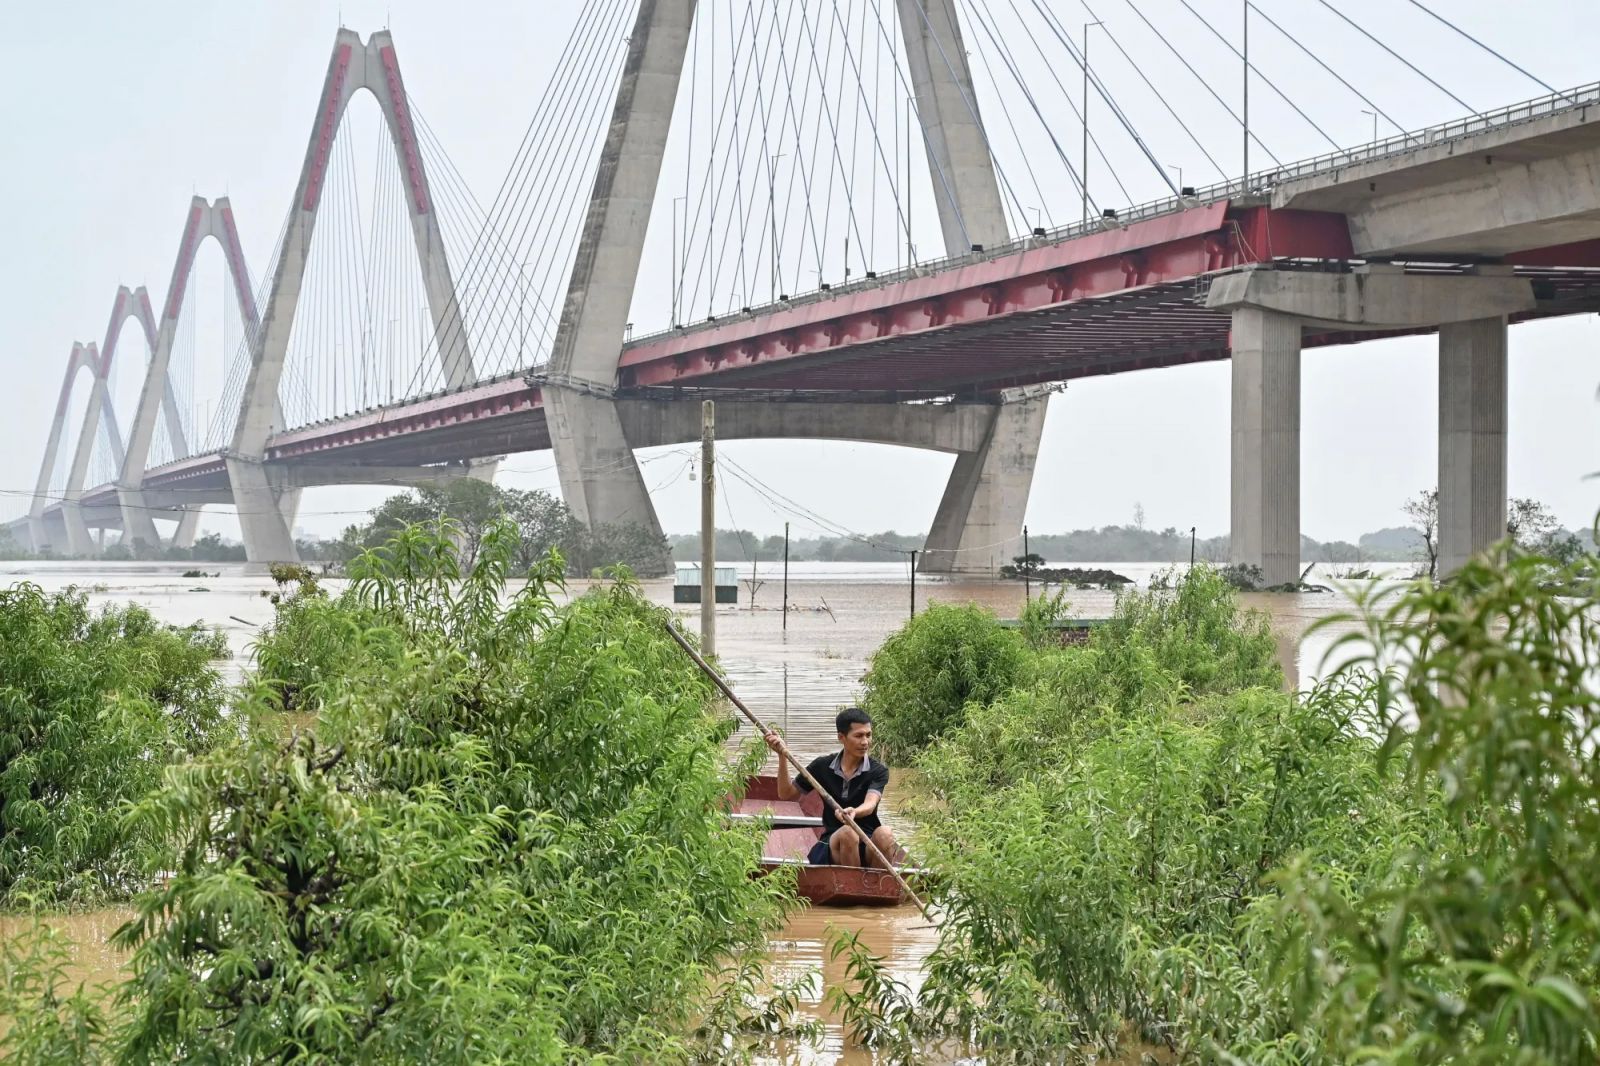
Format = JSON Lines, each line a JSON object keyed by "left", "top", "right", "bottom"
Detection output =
{"left": 769, "top": 153, "right": 784, "bottom": 303}
{"left": 1023, "top": 525, "right": 1031, "bottom": 604}
{"left": 909, "top": 549, "right": 917, "bottom": 620}
{"left": 1190, "top": 526, "right": 1197, "bottom": 567}
{"left": 1083, "top": 21, "right": 1102, "bottom": 224}
{"left": 700, "top": 399, "right": 716, "bottom": 657}
{"left": 782, "top": 521, "right": 790, "bottom": 632}
{"left": 1242, "top": 0, "right": 1250, "bottom": 190}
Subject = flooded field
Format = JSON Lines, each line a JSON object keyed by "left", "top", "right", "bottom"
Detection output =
{"left": 0, "top": 558, "right": 1403, "bottom": 1061}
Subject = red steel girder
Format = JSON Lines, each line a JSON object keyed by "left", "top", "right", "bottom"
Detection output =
{"left": 616, "top": 203, "right": 1352, "bottom": 390}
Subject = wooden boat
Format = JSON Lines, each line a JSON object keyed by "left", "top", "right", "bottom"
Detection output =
{"left": 733, "top": 775, "right": 910, "bottom": 907}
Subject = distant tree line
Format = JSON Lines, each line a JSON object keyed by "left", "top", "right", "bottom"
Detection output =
{"left": 334, "top": 480, "right": 672, "bottom": 577}
{"left": 669, "top": 497, "right": 1596, "bottom": 571}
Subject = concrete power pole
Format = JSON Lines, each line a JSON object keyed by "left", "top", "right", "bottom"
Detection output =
{"left": 700, "top": 399, "right": 716, "bottom": 657}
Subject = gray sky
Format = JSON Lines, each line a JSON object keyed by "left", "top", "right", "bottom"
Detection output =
{"left": 1, "top": 1, "right": 1595, "bottom": 544}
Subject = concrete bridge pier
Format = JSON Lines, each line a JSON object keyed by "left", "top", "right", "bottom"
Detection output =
{"left": 1438, "top": 317, "right": 1508, "bottom": 577}
{"left": 1209, "top": 265, "right": 1534, "bottom": 587}
{"left": 919, "top": 391, "right": 1048, "bottom": 574}
{"left": 1228, "top": 307, "right": 1303, "bottom": 588}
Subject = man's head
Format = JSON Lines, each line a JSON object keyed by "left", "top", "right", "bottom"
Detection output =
{"left": 836, "top": 706, "right": 873, "bottom": 759}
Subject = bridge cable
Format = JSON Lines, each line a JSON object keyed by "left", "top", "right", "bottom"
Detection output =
{"left": 1402, "top": 0, "right": 1563, "bottom": 100}
{"left": 1076, "top": 1, "right": 1229, "bottom": 183}
{"left": 1029, "top": 0, "right": 1181, "bottom": 196}
{"left": 1244, "top": 1, "right": 1405, "bottom": 142}
{"left": 436, "top": 0, "right": 630, "bottom": 383}
{"left": 431, "top": 0, "right": 620, "bottom": 376}
{"left": 1173, "top": 0, "right": 1343, "bottom": 154}
{"left": 828, "top": 0, "right": 915, "bottom": 262}
{"left": 860, "top": 0, "right": 981, "bottom": 257}
{"left": 962, "top": 0, "right": 1090, "bottom": 211}
{"left": 1310, "top": 0, "right": 1474, "bottom": 114}
{"left": 1003, "top": 0, "right": 1135, "bottom": 207}
{"left": 468, "top": 0, "right": 630, "bottom": 376}
{"left": 429, "top": 0, "right": 629, "bottom": 384}
{"left": 1115, "top": 0, "right": 1279, "bottom": 168}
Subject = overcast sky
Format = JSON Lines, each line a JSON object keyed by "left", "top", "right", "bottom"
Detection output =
{"left": 1, "top": 1, "right": 1595, "bottom": 544}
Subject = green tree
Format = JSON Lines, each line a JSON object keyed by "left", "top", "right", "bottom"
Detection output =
{"left": 103, "top": 521, "right": 786, "bottom": 1062}
{"left": 1402, "top": 487, "right": 1440, "bottom": 579}
{"left": 861, "top": 603, "right": 1028, "bottom": 761}
{"left": 0, "top": 586, "right": 228, "bottom": 905}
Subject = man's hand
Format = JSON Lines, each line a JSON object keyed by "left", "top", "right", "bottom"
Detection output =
{"left": 839, "top": 806, "right": 856, "bottom": 821}
{"left": 762, "top": 730, "right": 786, "bottom": 755}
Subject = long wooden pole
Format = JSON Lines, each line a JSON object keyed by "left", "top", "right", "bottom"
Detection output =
{"left": 665, "top": 622, "right": 932, "bottom": 920}
{"left": 700, "top": 400, "right": 716, "bottom": 656}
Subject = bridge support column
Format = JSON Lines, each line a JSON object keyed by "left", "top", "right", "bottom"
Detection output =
{"left": 547, "top": 0, "right": 694, "bottom": 541}
{"left": 226, "top": 458, "right": 299, "bottom": 563}
{"left": 1438, "top": 316, "right": 1507, "bottom": 578}
{"left": 1229, "top": 307, "right": 1302, "bottom": 589}
{"left": 919, "top": 394, "right": 1047, "bottom": 575}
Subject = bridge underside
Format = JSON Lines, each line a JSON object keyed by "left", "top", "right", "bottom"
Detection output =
{"left": 40, "top": 256, "right": 1600, "bottom": 563}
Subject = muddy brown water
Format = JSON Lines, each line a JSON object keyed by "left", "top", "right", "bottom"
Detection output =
{"left": 0, "top": 559, "right": 1399, "bottom": 1061}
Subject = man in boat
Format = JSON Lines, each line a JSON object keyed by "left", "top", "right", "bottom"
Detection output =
{"left": 763, "top": 707, "right": 901, "bottom": 868}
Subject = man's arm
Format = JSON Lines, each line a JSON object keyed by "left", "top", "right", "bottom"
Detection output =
{"left": 848, "top": 762, "right": 891, "bottom": 819}
{"left": 763, "top": 731, "right": 803, "bottom": 799}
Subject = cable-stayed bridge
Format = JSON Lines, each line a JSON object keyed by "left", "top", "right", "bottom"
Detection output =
{"left": 11, "top": 1, "right": 1600, "bottom": 585}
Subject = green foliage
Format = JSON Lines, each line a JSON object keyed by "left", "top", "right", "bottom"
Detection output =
{"left": 0, "top": 585, "right": 227, "bottom": 905}
{"left": 847, "top": 541, "right": 1600, "bottom": 1063}
{"left": 1271, "top": 542, "right": 1600, "bottom": 1063}
{"left": 0, "top": 922, "right": 114, "bottom": 1064}
{"left": 340, "top": 480, "right": 672, "bottom": 576}
{"left": 860, "top": 602, "right": 1028, "bottom": 761}
{"left": 97, "top": 518, "right": 788, "bottom": 1063}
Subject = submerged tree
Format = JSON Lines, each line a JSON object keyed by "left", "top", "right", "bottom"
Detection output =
{"left": 105, "top": 520, "right": 786, "bottom": 1062}
{"left": 0, "top": 586, "right": 228, "bottom": 905}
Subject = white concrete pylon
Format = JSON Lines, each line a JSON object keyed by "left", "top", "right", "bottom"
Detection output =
{"left": 894, "top": 0, "right": 1008, "bottom": 256}
{"left": 29, "top": 343, "right": 99, "bottom": 553}
{"left": 119, "top": 196, "right": 265, "bottom": 553}
{"left": 227, "top": 29, "right": 483, "bottom": 563}
{"left": 59, "top": 287, "right": 171, "bottom": 555}
{"left": 894, "top": 0, "right": 1045, "bottom": 576}
{"left": 546, "top": 0, "right": 696, "bottom": 538}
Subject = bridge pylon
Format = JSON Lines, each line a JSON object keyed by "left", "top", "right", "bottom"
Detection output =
{"left": 227, "top": 29, "right": 483, "bottom": 563}
{"left": 896, "top": 0, "right": 1045, "bottom": 575}
{"left": 545, "top": 0, "right": 696, "bottom": 539}
{"left": 28, "top": 343, "right": 101, "bottom": 554}
{"left": 119, "top": 196, "right": 269, "bottom": 554}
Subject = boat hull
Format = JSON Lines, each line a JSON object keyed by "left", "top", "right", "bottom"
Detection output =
{"left": 739, "top": 774, "right": 908, "bottom": 907}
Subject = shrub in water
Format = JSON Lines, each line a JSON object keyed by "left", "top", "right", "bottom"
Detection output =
{"left": 0, "top": 585, "right": 227, "bottom": 905}
{"left": 103, "top": 520, "right": 789, "bottom": 1063}
{"left": 861, "top": 602, "right": 1027, "bottom": 761}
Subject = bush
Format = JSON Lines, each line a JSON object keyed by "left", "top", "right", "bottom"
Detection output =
{"left": 0, "top": 586, "right": 228, "bottom": 906}
{"left": 98, "top": 519, "right": 789, "bottom": 1063}
{"left": 861, "top": 602, "right": 1028, "bottom": 761}
{"left": 845, "top": 548, "right": 1600, "bottom": 1064}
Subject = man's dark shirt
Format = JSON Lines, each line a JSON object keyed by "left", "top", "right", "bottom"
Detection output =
{"left": 795, "top": 751, "right": 890, "bottom": 839}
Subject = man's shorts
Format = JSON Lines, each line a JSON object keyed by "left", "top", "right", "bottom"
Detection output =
{"left": 806, "top": 823, "right": 881, "bottom": 866}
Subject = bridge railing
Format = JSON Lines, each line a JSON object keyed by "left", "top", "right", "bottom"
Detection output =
{"left": 623, "top": 79, "right": 1600, "bottom": 353}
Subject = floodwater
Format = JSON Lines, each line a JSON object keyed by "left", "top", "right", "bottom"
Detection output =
{"left": 0, "top": 558, "right": 1404, "bottom": 1062}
